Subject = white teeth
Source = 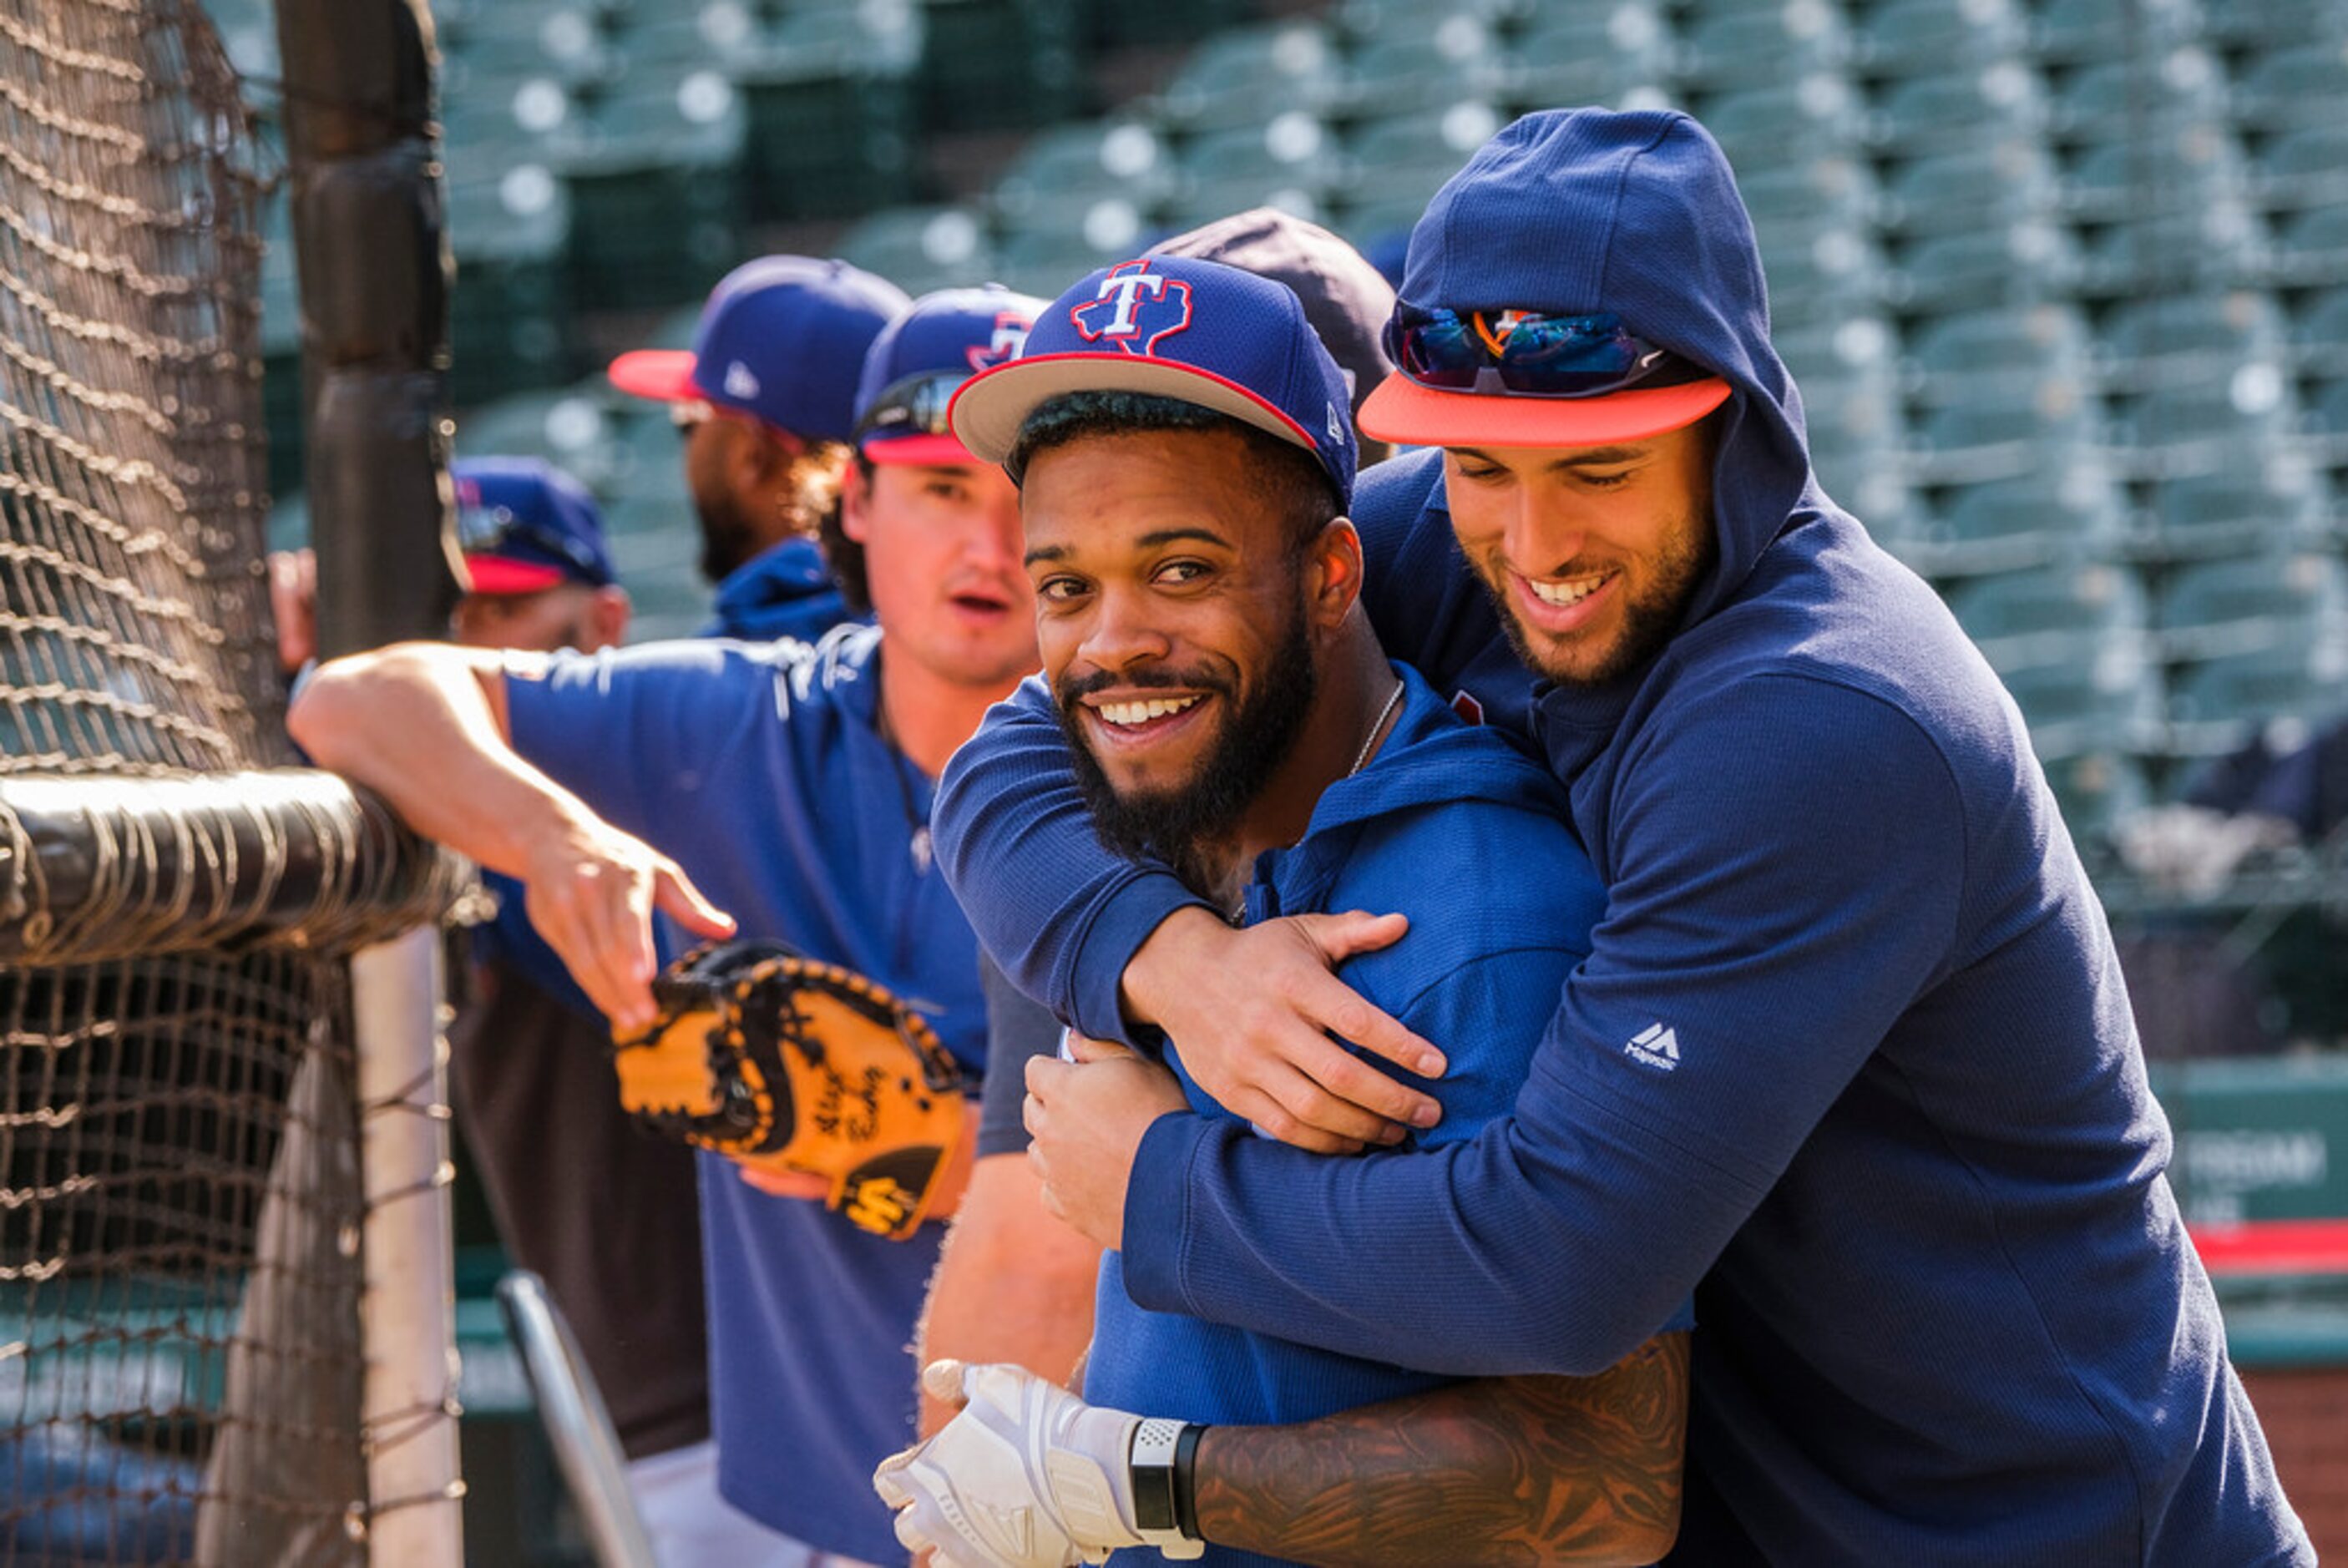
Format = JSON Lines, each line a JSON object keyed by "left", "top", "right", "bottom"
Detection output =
{"left": 1096, "top": 695, "right": 1203, "bottom": 727}
{"left": 1528, "top": 574, "right": 1607, "bottom": 607}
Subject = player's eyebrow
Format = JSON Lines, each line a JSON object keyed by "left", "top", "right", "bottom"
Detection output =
{"left": 1136, "top": 527, "right": 1233, "bottom": 550}
{"left": 1455, "top": 445, "right": 1648, "bottom": 471}
{"left": 1024, "top": 543, "right": 1071, "bottom": 565}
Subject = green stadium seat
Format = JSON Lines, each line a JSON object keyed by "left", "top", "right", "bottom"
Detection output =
{"left": 2111, "top": 374, "right": 2298, "bottom": 481}
{"left": 2062, "top": 129, "right": 2248, "bottom": 227}
{"left": 552, "top": 68, "right": 747, "bottom": 309}
{"left": 1871, "top": 62, "right": 2052, "bottom": 158}
{"left": 1178, "top": 116, "right": 1346, "bottom": 215}
{"left": 2042, "top": 751, "right": 2155, "bottom": 852}
{"left": 1900, "top": 302, "right": 2094, "bottom": 409}
{"left": 1995, "top": 640, "right": 2164, "bottom": 760}
{"left": 1913, "top": 471, "right": 2131, "bottom": 575}
{"left": 1853, "top": 0, "right": 2030, "bottom": 81}
{"left": 1336, "top": 103, "right": 1500, "bottom": 221}
{"left": 1881, "top": 139, "right": 2062, "bottom": 237}
{"left": 918, "top": 0, "right": 1089, "bottom": 134}
{"left": 1752, "top": 215, "right": 1894, "bottom": 325}
{"left": 2045, "top": 47, "right": 2225, "bottom": 149}
{"left": 445, "top": 169, "right": 577, "bottom": 406}
{"left": 1156, "top": 23, "right": 1344, "bottom": 134}
{"left": 994, "top": 119, "right": 1176, "bottom": 236}
{"left": 1906, "top": 389, "right": 2106, "bottom": 488}
{"left": 453, "top": 389, "right": 621, "bottom": 489}
{"left": 2156, "top": 552, "right": 2348, "bottom": 662}
{"left": 2249, "top": 124, "right": 2348, "bottom": 216}
{"left": 993, "top": 225, "right": 1131, "bottom": 300}
{"left": 1674, "top": 5, "right": 1853, "bottom": 92}
{"left": 2294, "top": 287, "right": 2348, "bottom": 376}
{"left": 1336, "top": 8, "right": 1508, "bottom": 115}
{"left": 2027, "top": 0, "right": 2205, "bottom": 68}
{"left": 733, "top": 7, "right": 920, "bottom": 220}
{"left": 836, "top": 205, "right": 999, "bottom": 298}
{"left": 2269, "top": 204, "right": 2348, "bottom": 289}
{"left": 2201, "top": 0, "right": 2348, "bottom": 49}
{"left": 1889, "top": 220, "right": 2086, "bottom": 317}
{"left": 2167, "top": 642, "right": 2348, "bottom": 753}
{"left": 1947, "top": 561, "right": 2152, "bottom": 675}
{"left": 1089, "top": 0, "right": 1249, "bottom": 49}
{"left": 1502, "top": 3, "right": 1674, "bottom": 107}
{"left": 2075, "top": 199, "right": 2270, "bottom": 300}
{"left": 2231, "top": 41, "right": 2348, "bottom": 134}
{"left": 2096, "top": 289, "right": 2287, "bottom": 383}
{"left": 1693, "top": 76, "right": 1869, "bottom": 164}
{"left": 2305, "top": 376, "right": 2348, "bottom": 465}
{"left": 2147, "top": 467, "right": 2330, "bottom": 559}
{"left": 1735, "top": 154, "right": 1880, "bottom": 229}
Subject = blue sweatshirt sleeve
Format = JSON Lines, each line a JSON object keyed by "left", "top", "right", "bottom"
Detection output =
{"left": 932, "top": 677, "right": 1207, "bottom": 1039}
{"left": 1120, "top": 675, "right": 1966, "bottom": 1375}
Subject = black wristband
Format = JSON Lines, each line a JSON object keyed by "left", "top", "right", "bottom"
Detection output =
{"left": 1173, "top": 1421, "right": 1207, "bottom": 1542}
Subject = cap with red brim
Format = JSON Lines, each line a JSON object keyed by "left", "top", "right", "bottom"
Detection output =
{"left": 862, "top": 431, "right": 980, "bottom": 467}
{"left": 951, "top": 352, "right": 1322, "bottom": 471}
{"left": 606, "top": 348, "right": 702, "bottom": 405}
{"left": 463, "top": 554, "right": 569, "bottom": 595}
{"left": 1359, "top": 372, "right": 1733, "bottom": 450}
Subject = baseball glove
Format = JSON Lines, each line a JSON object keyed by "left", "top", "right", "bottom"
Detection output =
{"left": 612, "top": 938, "right": 967, "bottom": 1240}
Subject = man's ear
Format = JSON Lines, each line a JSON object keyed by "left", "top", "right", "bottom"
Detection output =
{"left": 838, "top": 458, "right": 874, "bottom": 545}
{"left": 1307, "top": 517, "right": 1365, "bottom": 630}
{"left": 586, "top": 584, "right": 630, "bottom": 652}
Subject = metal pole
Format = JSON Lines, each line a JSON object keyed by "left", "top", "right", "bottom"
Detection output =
{"left": 497, "top": 1272, "right": 659, "bottom": 1568}
{"left": 352, "top": 926, "right": 466, "bottom": 1563}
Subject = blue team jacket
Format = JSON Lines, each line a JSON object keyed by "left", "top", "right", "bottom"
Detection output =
{"left": 507, "top": 625, "right": 982, "bottom": 1564}
{"left": 703, "top": 535, "right": 860, "bottom": 644}
{"left": 933, "top": 118, "right": 2310, "bottom": 1566}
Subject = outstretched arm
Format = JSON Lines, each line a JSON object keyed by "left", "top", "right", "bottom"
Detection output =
{"left": 289, "top": 642, "right": 731, "bottom": 1027}
{"left": 878, "top": 1340, "right": 1688, "bottom": 1568}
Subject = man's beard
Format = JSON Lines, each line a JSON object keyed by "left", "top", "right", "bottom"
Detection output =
{"left": 1479, "top": 513, "right": 1718, "bottom": 690}
{"left": 1056, "top": 603, "right": 1317, "bottom": 899}
{"left": 695, "top": 489, "right": 763, "bottom": 582}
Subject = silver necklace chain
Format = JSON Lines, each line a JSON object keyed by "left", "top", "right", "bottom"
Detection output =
{"left": 1349, "top": 676, "right": 1407, "bottom": 777}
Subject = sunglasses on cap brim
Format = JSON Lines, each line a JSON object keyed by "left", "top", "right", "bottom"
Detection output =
{"left": 852, "top": 369, "right": 974, "bottom": 446}
{"left": 456, "top": 502, "right": 605, "bottom": 581}
{"left": 1385, "top": 306, "right": 1709, "bottom": 397}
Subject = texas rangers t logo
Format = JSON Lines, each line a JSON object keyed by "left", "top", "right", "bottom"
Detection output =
{"left": 1070, "top": 260, "right": 1193, "bottom": 355}
{"left": 967, "top": 311, "right": 1029, "bottom": 372}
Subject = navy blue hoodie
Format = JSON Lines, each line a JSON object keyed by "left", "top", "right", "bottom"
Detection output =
{"left": 934, "top": 112, "right": 2309, "bottom": 1565}
{"left": 702, "top": 534, "right": 858, "bottom": 644}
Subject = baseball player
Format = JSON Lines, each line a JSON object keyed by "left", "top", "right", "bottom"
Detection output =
{"left": 292, "top": 285, "right": 1047, "bottom": 1565}
{"left": 879, "top": 255, "right": 1689, "bottom": 1568}
{"left": 912, "top": 210, "right": 1401, "bottom": 1442}
{"left": 920, "top": 111, "right": 2313, "bottom": 1564}
{"left": 609, "top": 255, "right": 908, "bottom": 642}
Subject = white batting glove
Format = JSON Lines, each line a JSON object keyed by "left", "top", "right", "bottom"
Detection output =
{"left": 875, "top": 1361, "right": 1199, "bottom": 1567}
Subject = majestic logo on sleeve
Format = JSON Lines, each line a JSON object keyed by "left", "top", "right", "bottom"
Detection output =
{"left": 968, "top": 311, "right": 1031, "bottom": 372}
{"left": 1624, "top": 1022, "right": 1681, "bottom": 1073}
{"left": 1070, "top": 260, "right": 1193, "bottom": 356}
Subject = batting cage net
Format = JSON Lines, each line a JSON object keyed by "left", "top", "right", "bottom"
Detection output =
{"left": 0, "top": 3, "right": 466, "bottom": 1561}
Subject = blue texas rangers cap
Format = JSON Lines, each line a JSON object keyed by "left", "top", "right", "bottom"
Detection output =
{"left": 452, "top": 456, "right": 616, "bottom": 595}
{"left": 949, "top": 254, "right": 1359, "bottom": 508}
{"left": 607, "top": 255, "right": 911, "bottom": 442}
{"left": 1359, "top": 109, "right": 1733, "bottom": 451}
{"left": 850, "top": 284, "right": 1045, "bottom": 466}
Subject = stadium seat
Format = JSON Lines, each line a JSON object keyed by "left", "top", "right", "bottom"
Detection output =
{"left": 2200, "top": 0, "right": 2348, "bottom": 50}
{"left": 733, "top": 6, "right": 920, "bottom": 220}
{"left": 1179, "top": 115, "right": 1347, "bottom": 205}
{"left": 2268, "top": 202, "right": 2348, "bottom": 289}
{"left": 1504, "top": 3, "right": 1675, "bottom": 108}
{"left": 549, "top": 68, "right": 747, "bottom": 309}
{"left": 2110, "top": 373, "right": 2299, "bottom": 481}
{"left": 2061, "top": 129, "right": 2248, "bottom": 227}
{"left": 1993, "top": 639, "right": 2165, "bottom": 759}
{"left": 2155, "top": 551, "right": 2348, "bottom": 663}
{"left": 1870, "top": 62, "right": 2051, "bottom": 158}
{"left": 1335, "top": 102, "right": 1499, "bottom": 221}
{"left": 836, "top": 206, "right": 998, "bottom": 299}
{"left": 1903, "top": 379, "right": 2105, "bottom": 489}
{"left": 1880, "top": 139, "right": 2062, "bottom": 237}
{"left": 1734, "top": 154, "right": 1881, "bottom": 230}
{"left": 918, "top": 0, "right": 1090, "bottom": 133}
{"left": 2294, "top": 287, "right": 2348, "bottom": 376}
{"left": 1155, "top": 23, "right": 1344, "bottom": 133}
{"left": 1916, "top": 468, "right": 2130, "bottom": 569}
{"left": 1338, "top": 10, "right": 1509, "bottom": 116}
{"left": 2044, "top": 47, "right": 2227, "bottom": 149}
{"left": 2167, "top": 640, "right": 2348, "bottom": 752}
{"left": 1851, "top": 0, "right": 2031, "bottom": 81}
{"left": 1673, "top": 3, "right": 1853, "bottom": 92}
{"left": 1886, "top": 220, "right": 2087, "bottom": 317}
{"left": 2096, "top": 289, "right": 2289, "bottom": 381}
{"left": 993, "top": 224, "right": 1136, "bottom": 301}
{"left": 444, "top": 169, "right": 577, "bottom": 406}
{"left": 1900, "top": 302, "right": 2095, "bottom": 409}
{"left": 1091, "top": 0, "right": 1251, "bottom": 48}
{"left": 1694, "top": 76, "right": 1870, "bottom": 164}
{"left": 993, "top": 119, "right": 1176, "bottom": 238}
{"left": 2304, "top": 376, "right": 2348, "bottom": 467}
{"left": 2146, "top": 464, "right": 2332, "bottom": 559}
{"left": 1753, "top": 215, "right": 1896, "bottom": 326}
{"left": 2075, "top": 200, "right": 2270, "bottom": 298}
{"left": 2249, "top": 124, "right": 2348, "bottom": 216}
{"left": 2027, "top": 0, "right": 2206, "bottom": 68}
{"left": 1945, "top": 560, "right": 2151, "bottom": 670}
{"left": 2230, "top": 41, "right": 2348, "bottom": 134}
{"left": 453, "top": 389, "right": 619, "bottom": 487}
{"left": 2041, "top": 750, "right": 2156, "bottom": 857}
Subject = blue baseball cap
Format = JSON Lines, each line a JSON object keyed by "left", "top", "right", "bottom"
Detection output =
{"left": 607, "top": 255, "right": 911, "bottom": 442}
{"left": 452, "top": 457, "right": 616, "bottom": 595}
{"left": 851, "top": 285, "right": 1045, "bottom": 466}
{"left": 1359, "top": 109, "right": 1733, "bottom": 450}
{"left": 949, "top": 254, "right": 1358, "bottom": 507}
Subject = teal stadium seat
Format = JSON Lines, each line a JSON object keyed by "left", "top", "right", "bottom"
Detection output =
{"left": 2295, "top": 287, "right": 2348, "bottom": 376}
{"left": 1503, "top": 3, "right": 1676, "bottom": 110}
{"left": 2146, "top": 467, "right": 2330, "bottom": 559}
{"left": 2167, "top": 641, "right": 2348, "bottom": 753}
{"left": 1880, "top": 139, "right": 2062, "bottom": 238}
{"left": 2305, "top": 377, "right": 2348, "bottom": 467}
{"left": 550, "top": 65, "right": 748, "bottom": 308}
{"left": 1736, "top": 154, "right": 1880, "bottom": 230}
{"left": 444, "top": 169, "right": 576, "bottom": 407}
{"left": 918, "top": 0, "right": 1089, "bottom": 134}
{"left": 1338, "top": 8, "right": 1509, "bottom": 116}
{"left": 836, "top": 207, "right": 999, "bottom": 300}
{"left": 2027, "top": 0, "right": 2206, "bottom": 68}
{"left": 453, "top": 390, "right": 621, "bottom": 491}
{"left": 1946, "top": 560, "right": 2152, "bottom": 672}
{"left": 2041, "top": 751, "right": 2156, "bottom": 854}
{"left": 1336, "top": 102, "right": 1502, "bottom": 232}
{"left": 2231, "top": 41, "right": 2348, "bottom": 135}
{"left": 1672, "top": 3, "right": 1853, "bottom": 92}
{"left": 1915, "top": 469, "right": 2129, "bottom": 574}
{"left": 1852, "top": 0, "right": 2030, "bottom": 81}
{"left": 2155, "top": 552, "right": 2348, "bottom": 664}
{"left": 1901, "top": 303, "right": 2095, "bottom": 410}
{"left": 1870, "top": 62, "right": 2052, "bottom": 158}
{"left": 2096, "top": 289, "right": 2287, "bottom": 383}
{"left": 993, "top": 225, "right": 1136, "bottom": 301}
{"left": 2061, "top": 129, "right": 2248, "bottom": 228}
{"left": 2111, "top": 374, "right": 2298, "bottom": 482}
{"left": 2200, "top": 0, "right": 2348, "bottom": 50}
{"left": 735, "top": 3, "right": 920, "bottom": 220}
{"left": 2249, "top": 124, "right": 2348, "bottom": 216}
{"left": 2045, "top": 47, "right": 2227, "bottom": 150}
{"left": 1753, "top": 213, "right": 1895, "bottom": 326}
{"left": 1694, "top": 77, "right": 1870, "bottom": 166}
{"left": 2075, "top": 198, "right": 2270, "bottom": 299}
{"left": 993, "top": 119, "right": 1176, "bottom": 240}
{"left": 1175, "top": 115, "right": 1348, "bottom": 226}
{"left": 2269, "top": 204, "right": 2348, "bottom": 289}
{"left": 1155, "top": 23, "right": 1344, "bottom": 134}
{"left": 1994, "top": 637, "right": 2165, "bottom": 760}
{"left": 1905, "top": 386, "right": 2105, "bottom": 488}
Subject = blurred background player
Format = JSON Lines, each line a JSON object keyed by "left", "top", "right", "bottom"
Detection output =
{"left": 608, "top": 255, "right": 909, "bottom": 643}
{"left": 439, "top": 458, "right": 793, "bottom": 1564}
{"left": 290, "top": 285, "right": 1050, "bottom": 1566}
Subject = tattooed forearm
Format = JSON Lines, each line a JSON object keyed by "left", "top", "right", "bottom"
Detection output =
{"left": 1192, "top": 1333, "right": 1689, "bottom": 1567}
